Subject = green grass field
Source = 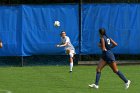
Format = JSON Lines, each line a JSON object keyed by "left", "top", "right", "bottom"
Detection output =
{"left": 0, "top": 65, "right": 139, "bottom": 93}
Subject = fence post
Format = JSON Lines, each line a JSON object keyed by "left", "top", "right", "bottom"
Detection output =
{"left": 21, "top": 56, "right": 24, "bottom": 67}
{"left": 78, "top": 0, "right": 82, "bottom": 61}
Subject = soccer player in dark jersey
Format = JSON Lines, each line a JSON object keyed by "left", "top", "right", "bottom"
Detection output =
{"left": 89, "top": 28, "right": 131, "bottom": 89}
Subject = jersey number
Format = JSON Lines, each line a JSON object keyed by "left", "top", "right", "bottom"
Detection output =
{"left": 107, "top": 38, "right": 110, "bottom": 45}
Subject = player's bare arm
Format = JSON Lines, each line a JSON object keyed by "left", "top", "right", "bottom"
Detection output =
{"left": 101, "top": 38, "right": 107, "bottom": 51}
{"left": 0, "top": 40, "right": 3, "bottom": 48}
{"left": 110, "top": 38, "right": 118, "bottom": 48}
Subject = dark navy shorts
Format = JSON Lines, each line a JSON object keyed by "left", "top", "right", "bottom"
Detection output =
{"left": 101, "top": 50, "right": 116, "bottom": 64}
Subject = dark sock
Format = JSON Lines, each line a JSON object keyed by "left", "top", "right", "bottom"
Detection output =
{"left": 95, "top": 72, "right": 101, "bottom": 85}
{"left": 116, "top": 71, "right": 128, "bottom": 83}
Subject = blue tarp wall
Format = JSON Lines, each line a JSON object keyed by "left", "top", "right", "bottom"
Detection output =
{"left": 0, "top": 5, "right": 79, "bottom": 56}
{"left": 0, "top": 4, "right": 140, "bottom": 56}
{"left": 82, "top": 4, "right": 140, "bottom": 54}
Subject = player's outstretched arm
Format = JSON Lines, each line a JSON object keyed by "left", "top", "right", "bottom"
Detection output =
{"left": 110, "top": 38, "right": 118, "bottom": 48}
{"left": 56, "top": 42, "right": 68, "bottom": 47}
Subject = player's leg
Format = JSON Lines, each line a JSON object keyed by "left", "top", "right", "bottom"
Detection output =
{"left": 69, "top": 55, "right": 74, "bottom": 72}
{"left": 109, "top": 62, "right": 131, "bottom": 89}
{"left": 66, "top": 49, "right": 74, "bottom": 72}
{"left": 95, "top": 59, "right": 107, "bottom": 85}
{"left": 89, "top": 59, "right": 107, "bottom": 88}
{"left": 109, "top": 62, "right": 128, "bottom": 83}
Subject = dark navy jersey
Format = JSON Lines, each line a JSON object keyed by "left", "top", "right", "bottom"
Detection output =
{"left": 100, "top": 35, "right": 112, "bottom": 50}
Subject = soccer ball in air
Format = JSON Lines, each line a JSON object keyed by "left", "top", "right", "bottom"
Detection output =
{"left": 54, "top": 21, "right": 60, "bottom": 27}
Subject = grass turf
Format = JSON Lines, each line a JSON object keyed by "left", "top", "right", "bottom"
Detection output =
{"left": 0, "top": 65, "right": 139, "bottom": 93}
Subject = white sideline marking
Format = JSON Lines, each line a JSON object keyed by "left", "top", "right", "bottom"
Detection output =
{"left": 0, "top": 90, "right": 12, "bottom": 93}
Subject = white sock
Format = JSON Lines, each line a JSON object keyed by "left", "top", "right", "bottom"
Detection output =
{"left": 70, "top": 62, "right": 73, "bottom": 71}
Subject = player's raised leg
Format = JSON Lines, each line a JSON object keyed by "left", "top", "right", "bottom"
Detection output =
{"left": 89, "top": 59, "right": 107, "bottom": 89}
{"left": 109, "top": 62, "right": 131, "bottom": 89}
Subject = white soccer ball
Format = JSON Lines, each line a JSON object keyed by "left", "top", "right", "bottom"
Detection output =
{"left": 54, "top": 21, "right": 60, "bottom": 27}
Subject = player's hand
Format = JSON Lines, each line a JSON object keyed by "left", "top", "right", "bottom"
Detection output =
{"left": 56, "top": 45, "right": 60, "bottom": 47}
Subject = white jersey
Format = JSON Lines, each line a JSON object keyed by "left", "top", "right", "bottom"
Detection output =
{"left": 61, "top": 36, "right": 75, "bottom": 51}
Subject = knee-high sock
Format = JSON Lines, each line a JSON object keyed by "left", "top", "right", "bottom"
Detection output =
{"left": 116, "top": 71, "right": 128, "bottom": 83}
{"left": 95, "top": 72, "right": 101, "bottom": 85}
{"left": 70, "top": 62, "right": 73, "bottom": 71}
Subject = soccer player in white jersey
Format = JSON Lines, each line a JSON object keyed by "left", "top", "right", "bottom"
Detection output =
{"left": 56, "top": 31, "right": 76, "bottom": 72}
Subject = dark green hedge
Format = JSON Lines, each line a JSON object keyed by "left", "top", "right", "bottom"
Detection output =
{"left": 0, "top": 0, "right": 140, "bottom": 4}
{"left": 0, "top": 0, "right": 78, "bottom": 4}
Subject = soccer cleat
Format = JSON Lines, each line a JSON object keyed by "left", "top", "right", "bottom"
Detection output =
{"left": 89, "top": 84, "right": 99, "bottom": 89}
{"left": 125, "top": 80, "right": 131, "bottom": 89}
{"left": 69, "top": 71, "right": 72, "bottom": 73}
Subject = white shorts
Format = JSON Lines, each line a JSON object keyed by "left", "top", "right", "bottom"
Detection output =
{"left": 70, "top": 50, "right": 75, "bottom": 54}
{"left": 65, "top": 49, "right": 76, "bottom": 58}
{"left": 65, "top": 49, "right": 75, "bottom": 54}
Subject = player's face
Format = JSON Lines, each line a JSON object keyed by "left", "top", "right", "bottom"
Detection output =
{"left": 61, "top": 32, "right": 66, "bottom": 38}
